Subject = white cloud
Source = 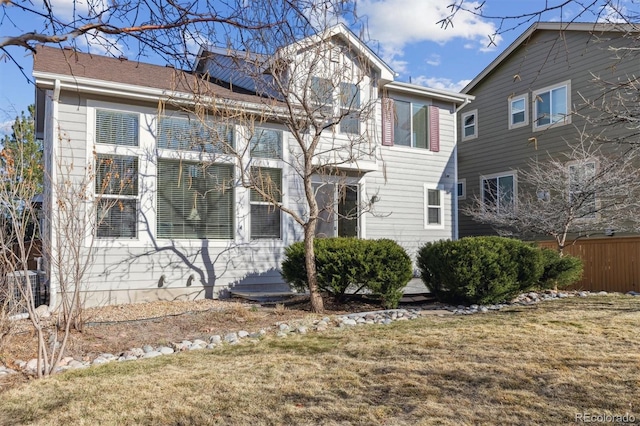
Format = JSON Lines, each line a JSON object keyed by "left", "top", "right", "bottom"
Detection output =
{"left": 411, "top": 76, "right": 471, "bottom": 92}
{"left": 0, "top": 120, "right": 13, "bottom": 137}
{"left": 359, "top": 0, "right": 502, "bottom": 63}
{"left": 426, "top": 54, "right": 441, "bottom": 66}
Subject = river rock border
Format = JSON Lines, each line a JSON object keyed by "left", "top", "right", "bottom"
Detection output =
{"left": 4, "top": 290, "right": 638, "bottom": 377}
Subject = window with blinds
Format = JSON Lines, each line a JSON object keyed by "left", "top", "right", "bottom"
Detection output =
{"left": 157, "top": 115, "right": 234, "bottom": 153}
{"left": 95, "top": 155, "right": 138, "bottom": 238}
{"left": 250, "top": 167, "right": 282, "bottom": 239}
{"left": 157, "top": 160, "right": 234, "bottom": 239}
{"left": 249, "top": 127, "right": 282, "bottom": 159}
{"left": 95, "top": 110, "right": 139, "bottom": 146}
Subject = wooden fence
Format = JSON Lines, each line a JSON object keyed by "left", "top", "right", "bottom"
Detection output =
{"left": 537, "top": 237, "right": 640, "bottom": 293}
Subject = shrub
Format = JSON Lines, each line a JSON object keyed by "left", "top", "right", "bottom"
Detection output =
{"left": 281, "top": 238, "right": 413, "bottom": 308}
{"left": 538, "top": 248, "right": 583, "bottom": 289}
{"left": 417, "top": 236, "right": 544, "bottom": 305}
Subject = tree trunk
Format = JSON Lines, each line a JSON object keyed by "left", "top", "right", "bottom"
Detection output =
{"left": 304, "top": 223, "right": 324, "bottom": 313}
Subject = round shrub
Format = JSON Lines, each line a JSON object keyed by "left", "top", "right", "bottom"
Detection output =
{"left": 281, "top": 237, "right": 413, "bottom": 308}
{"left": 538, "top": 248, "right": 583, "bottom": 289}
{"left": 417, "top": 236, "right": 544, "bottom": 305}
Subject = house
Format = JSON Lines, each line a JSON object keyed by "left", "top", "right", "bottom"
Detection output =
{"left": 33, "top": 24, "right": 472, "bottom": 307}
{"left": 457, "top": 22, "right": 639, "bottom": 291}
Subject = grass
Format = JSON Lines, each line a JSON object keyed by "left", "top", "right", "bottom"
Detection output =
{"left": 1, "top": 296, "right": 639, "bottom": 425}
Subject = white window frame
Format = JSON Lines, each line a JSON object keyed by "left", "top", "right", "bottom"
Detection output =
{"left": 89, "top": 103, "right": 145, "bottom": 244}
{"left": 461, "top": 109, "right": 477, "bottom": 140}
{"left": 312, "top": 176, "right": 362, "bottom": 238}
{"left": 457, "top": 179, "right": 466, "bottom": 200}
{"left": 480, "top": 171, "right": 517, "bottom": 213}
{"left": 391, "top": 98, "right": 434, "bottom": 150}
{"left": 249, "top": 166, "right": 283, "bottom": 240}
{"left": 423, "top": 185, "right": 445, "bottom": 229}
{"left": 508, "top": 94, "right": 529, "bottom": 129}
{"left": 533, "top": 80, "right": 571, "bottom": 131}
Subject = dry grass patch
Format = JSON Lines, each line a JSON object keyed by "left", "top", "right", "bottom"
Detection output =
{"left": 1, "top": 296, "right": 639, "bottom": 425}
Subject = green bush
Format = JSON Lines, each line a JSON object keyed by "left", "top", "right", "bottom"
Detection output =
{"left": 417, "top": 236, "right": 544, "bottom": 305}
{"left": 281, "top": 238, "right": 413, "bottom": 308}
{"left": 538, "top": 248, "right": 583, "bottom": 289}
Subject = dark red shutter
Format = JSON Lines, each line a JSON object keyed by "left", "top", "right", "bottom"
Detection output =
{"left": 382, "top": 97, "right": 394, "bottom": 147}
{"left": 429, "top": 105, "right": 440, "bottom": 152}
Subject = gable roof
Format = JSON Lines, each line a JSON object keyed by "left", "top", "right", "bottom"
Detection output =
{"left": 32, "top": 45, "right": 271, "bottom": 106}
{"left": 462, "top": 22, "right": 638, "bottom": 94}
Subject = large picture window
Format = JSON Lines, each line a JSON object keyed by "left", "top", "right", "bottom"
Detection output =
{"left": 482, "top": 173, "right": 515, "bottom": 213}
{"left": 95, "top": 109, "right": 139, "bottom": 146}
{"left": 157, "top": 160, "right": 234, "bottom": 239}
{"left": 95, "top": 155, "right": 138, "bottom": 238}
{"left": 534, "top": 82, "right": 570, "bottom": 129}
{"left": 250, "top": 167, "right": 282, "bottom": 239}
{"left": 157, "top": 115, "right": 233, "bottom": 153}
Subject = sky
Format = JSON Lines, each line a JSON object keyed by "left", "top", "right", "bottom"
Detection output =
{"left": 0, "top": 0, "right": 627, "bottom": 137}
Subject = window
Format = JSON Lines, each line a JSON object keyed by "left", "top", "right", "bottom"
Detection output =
{"left": 461, "top": 110, "right": 477, "bottom": 140}
{"left": 250, "top": 167, "right": 282, "bottom": 239}
{"left": 533, "top": 82, "right": 570, "bottom": 129}
{"left": 394, "top": 101, "right": 431, "bottom": 149}
{"left": 313, "top": 183, "right": 359, "bottom": 237}
{"left": 568, "top": 162, "right": 596, "bottom": 219}
{"left": 96, "top": 110, "right": 139, "bottom": 146}
{"left": 509, "top": 95, "right": 528, "bottom": 129}
{"left": 310, "top": 77, "right": 333, "bottom": 106}
{"left": 95, "top": 155, "right": 138, "bottom": 238}
{"left": 424, "top": 186, "right": 443, "bottom": 227}
{"left": 339, "top": 82, "right": 360, "bottom": 134}
{"left": 457, "top": 179, "right": 466, "bottom": 200}
{"left": 249, "top": 127, "right": 282, "bottom": 159}
{"left": 157, "top": 115, "right": 233, "bottom": 153}
{"left": 157, "top": 160, "right": 234, "bottom": 239}
{"left": 481, "top": 173, "right": 515, "bottom": 213}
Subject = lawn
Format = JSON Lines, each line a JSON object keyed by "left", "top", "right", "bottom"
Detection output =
{"left": 1, "top": 296, "right": 639, "bottom": 425}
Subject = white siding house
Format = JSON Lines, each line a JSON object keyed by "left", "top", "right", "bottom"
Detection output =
{"left": 34, "top": 25, "right": 472, "bottom": 307}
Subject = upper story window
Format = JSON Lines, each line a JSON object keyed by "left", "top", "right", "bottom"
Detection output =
{"left": 310, "top": 77, "right": 334, "bottom": 106}
{"left": 481, "top": 172, "right": 515, "bottom": 213}
{"left": 96, "top": 109, "right": 139, "bottom": 146}
{"left": 461, "top": 110, "right": 477, "bottom": 140}
{"left": 509, "top": 95, "right": 528, "bottom": 129}
{"left": 533, "top": 81, "right": 570, "bottom": 130}
{"left": 157, "top": 115, "right": 233, "bottom": 153}
{"left": 250, "top": 127, "right": 283, "bottom": 159}
{"left": 95, "top": 155, "right": 139, "bottom": 238}
{"left": 457, "top": 179, "right": 466, "bottom": 200}
{"left": 339, "top": 82, "right": 360, "bottom": 134}
{"left": 381, "top": 97, "right": 440, "bottom": 151}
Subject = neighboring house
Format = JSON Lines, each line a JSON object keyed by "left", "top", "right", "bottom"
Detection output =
{"left": 457, "top": 22, "right": 639, "bottom": 292}
{"left": 33, "top": 24, "right": 472, "bottom": 307}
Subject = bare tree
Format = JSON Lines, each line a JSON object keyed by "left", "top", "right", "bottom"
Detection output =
{"left": 464, "top": 135, "right": 640, "bottom": 254}
{"left": 162, "top": 7, "right": 379, "bottom": 313}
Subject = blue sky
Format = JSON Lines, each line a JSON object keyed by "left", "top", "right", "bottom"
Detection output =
{"left": 0, "top": 0, "right": 626, "bottom": 136}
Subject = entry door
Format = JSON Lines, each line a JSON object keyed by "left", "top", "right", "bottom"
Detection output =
{"left": 313, "top": 183, "right": 359, "bottom": 238}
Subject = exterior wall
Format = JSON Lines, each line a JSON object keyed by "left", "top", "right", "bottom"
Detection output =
{"left": 457, "top": 29, "right": 636, "bottom": 237}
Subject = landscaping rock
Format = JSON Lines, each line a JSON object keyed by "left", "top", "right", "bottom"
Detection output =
{"left": 209, "top": 335, "right": 222, "bottom": 345}
{"left": 142, "top": 351, "right": 162, "bottom": 359}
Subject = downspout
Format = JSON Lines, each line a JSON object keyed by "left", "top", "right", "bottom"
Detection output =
{"left": 452, "top": 97, "right": 472, "bottom": 241}
{"left": 48, "top": 79, "right": 61, "bottom": 310}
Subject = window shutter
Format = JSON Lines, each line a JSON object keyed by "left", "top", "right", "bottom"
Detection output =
{"left": 429, "top": 105, "right": 440, "bottom": 152}
{"left": 382, "top": 97, "right": 394, "bottom": 146}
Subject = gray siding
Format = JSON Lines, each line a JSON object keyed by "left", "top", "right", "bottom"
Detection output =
{"left": 458, "top": 29, "right": 637, "bottom": 237}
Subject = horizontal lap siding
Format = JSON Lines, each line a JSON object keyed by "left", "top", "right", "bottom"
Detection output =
{"left": 537, "top": 237, "right": 640, "bottom": 293}
{"left": 365, "top": 102, "right": 456, "bottom": 261}
{"left": 458, "top": 29, "right": 638, "bottom": 237}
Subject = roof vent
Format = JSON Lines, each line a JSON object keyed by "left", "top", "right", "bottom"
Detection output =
{"left": 118, "top": 55, "right": 128, "bottom": 61}
{"left": 165, "top": 64, "right": 175, "bottom": 68}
